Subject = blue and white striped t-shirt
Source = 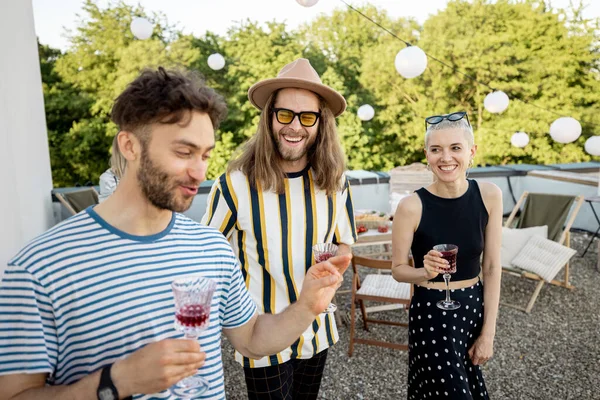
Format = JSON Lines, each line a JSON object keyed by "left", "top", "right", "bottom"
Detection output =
{"left": 0, "top": 207, "right": 257, "bottom": 399}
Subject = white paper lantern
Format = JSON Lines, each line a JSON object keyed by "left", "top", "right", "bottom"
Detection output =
{"left": 357, "top": 104, "right": 375, "bottom": 121}
{"left": 130, "top": 17, "right": 153, "bottom": 40}
{"left": 511, "top": 131, "right": 529, "bottom": 148}
{"left": 207, "top": 53, "right": 226, "bottom": 71}
{"left": 549, "top": 117, "right": 582, "bottom": 144}
{"left": 395, "top": 46, "right": 428, "bottom": 79}
{"left": 585, "top": 136, "right": 600, "bottom": 156}
{"left": 296, "top": 0, "right": 319, "bottom": 6}
{"left": 483, "top": 91, "right": 509, "bottom": 114}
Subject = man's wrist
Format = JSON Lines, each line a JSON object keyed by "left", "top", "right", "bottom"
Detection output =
{"left": 110, "top": 359, "right": 132, "bottom": 399}
{"left": 292, "top": 296, "right": 317, "bottom": 318}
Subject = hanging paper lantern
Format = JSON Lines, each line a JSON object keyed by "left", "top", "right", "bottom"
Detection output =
{"left": 395, "top": 46, "right": 428, "bottom": 79}
{"left": 207, "top": 53, "right": 226, "bottom": 71}
{"left": 511, "top": 132, "right": 529, "bottom": 148}
{"left": 296, "top": 0, "right": 319, "bottom": 7}
{"left": 130, "top": 17, "right": 153, "bottom": 40}
{"left": 585, "top": 136, "right": 600, "bottom": 156}
{"left": 357, "top": 104, "right": 375, "bottom": 121}
{"left": 483, "top": 91, "right": 509, "bottom": 114}
{"left": 549, "top": 117, "right": 582, "bottom": 144}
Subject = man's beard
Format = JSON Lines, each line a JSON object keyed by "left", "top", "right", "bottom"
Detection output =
{"left": 275, "top": 127, "right": 316, "bottom": 162}
{"left": 137, "top": 145, "right": 197, "bottom": 213}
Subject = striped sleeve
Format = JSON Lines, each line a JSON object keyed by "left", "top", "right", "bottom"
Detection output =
{"left": 0, "top": 264, "right": 57, "bottom": 377}
{"left": 222, "top": 261, "right": 257, "bottom": 329}
{"left": 333, "top": 177, "right": 358, "bottom": 245}
{"left": 201, "top": 174, "right": 238, "bottom": 239}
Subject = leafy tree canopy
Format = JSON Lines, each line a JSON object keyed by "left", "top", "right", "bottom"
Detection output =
{"left": 40, "top": 0, "right": 600, "bottom": 186}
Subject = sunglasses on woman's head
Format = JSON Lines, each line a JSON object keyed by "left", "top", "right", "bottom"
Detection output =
{"left": 425, "top": 111, "right": 470, "bottom": 130}
{"left": 273, "top": 108, "right": 321, "bottom": 127}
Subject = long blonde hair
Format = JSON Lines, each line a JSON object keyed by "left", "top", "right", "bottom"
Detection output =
{"left": 228, "top": 91, "right": 346, "bottom": 195}
{"left": 110, "top": 134, "right": 127, "bottom": 179}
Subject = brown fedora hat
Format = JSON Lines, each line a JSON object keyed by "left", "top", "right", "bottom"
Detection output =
{"left": 248, "top": 58, "right": 346, "bottom": 117}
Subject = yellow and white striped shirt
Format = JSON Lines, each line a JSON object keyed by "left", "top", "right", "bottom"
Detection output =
{"left": 201, "top": 165, "right": 357, "bottom": 368}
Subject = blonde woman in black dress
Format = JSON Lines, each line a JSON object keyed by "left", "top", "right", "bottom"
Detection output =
{"left": 391, "top": 112, "right": 502, "bottom": 399}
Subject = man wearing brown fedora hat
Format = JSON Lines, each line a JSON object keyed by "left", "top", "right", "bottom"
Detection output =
{"left": 202, "top": 58, "right": 357, "bottom": 399}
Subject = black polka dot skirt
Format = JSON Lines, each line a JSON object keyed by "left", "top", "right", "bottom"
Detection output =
{"left": 407, "top": 281, "right": 489, "bottom": 400}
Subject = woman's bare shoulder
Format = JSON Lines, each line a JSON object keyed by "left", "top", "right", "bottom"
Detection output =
{"left": 395, "top": 192, "right": 422, "bottom": 216}
{"left": 477, "top": 181, "right": 502, "bottom": 201}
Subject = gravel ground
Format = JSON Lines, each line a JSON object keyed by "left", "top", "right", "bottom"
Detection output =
{"left": 221, "top": 231, "right": 600, "bottom": 400}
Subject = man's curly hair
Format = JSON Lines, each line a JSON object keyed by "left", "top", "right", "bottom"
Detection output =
{"left": 111, "top": 67, "right": 227, "bottom": 139}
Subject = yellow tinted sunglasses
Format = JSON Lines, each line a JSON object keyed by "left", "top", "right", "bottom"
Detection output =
{"left": 273, "top": 108, "right": 321, "bottom": 127}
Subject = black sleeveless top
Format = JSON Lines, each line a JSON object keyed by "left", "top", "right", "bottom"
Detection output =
{"left": 411, "top": 180, "right": 489, "bottom": 282}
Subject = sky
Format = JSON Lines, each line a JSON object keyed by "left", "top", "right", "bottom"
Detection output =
{"left": 32, "top": 0, "right": 600, "bottom": 51}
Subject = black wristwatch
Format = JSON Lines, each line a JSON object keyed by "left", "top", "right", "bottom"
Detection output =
{"left": 97, "top": 364, "right": 131, "bottom": 400}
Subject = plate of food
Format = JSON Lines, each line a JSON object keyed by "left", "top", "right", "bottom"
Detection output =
{"left": 355, "top": 210, "right": 390, "bottom": 231}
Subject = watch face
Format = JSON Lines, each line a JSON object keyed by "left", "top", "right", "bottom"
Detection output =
{"left": 98, "top": 387, "right": 115, "bottom": 400}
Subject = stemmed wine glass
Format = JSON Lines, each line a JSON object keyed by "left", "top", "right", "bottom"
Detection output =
{"left": 312, "top": 243, "right": 339, "bottom": 314}
{"left": 433, "top": 244, "right": 461, "bottom": 310}
{"left": 170, "top": 276, "right": 216, "bottom": 398}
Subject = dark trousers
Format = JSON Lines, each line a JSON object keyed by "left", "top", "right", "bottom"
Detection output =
{"left": 243, "top": 349, "right": 328, "bottom": 400}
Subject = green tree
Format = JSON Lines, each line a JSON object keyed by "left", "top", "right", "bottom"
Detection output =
{"left": 40, "top": 0, "right": 600, "bottom": 187}
{"left": 300, "top": 5, "right": 421, "bottom": 171}
{"left": 39, "top": 41, "right": 94, "bottom": 186}
{"left": 393, "top": 0, "right": 600, "bottom": 166}
{"left": 49, "top": 0, "right": 201, "bottom": 186}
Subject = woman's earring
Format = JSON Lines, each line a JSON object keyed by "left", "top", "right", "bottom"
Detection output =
{"left": 426, "top": 163, "right": 431, "bottom": 171}
{"left": 466, "top": 159, "right": 473, "bottom": 179}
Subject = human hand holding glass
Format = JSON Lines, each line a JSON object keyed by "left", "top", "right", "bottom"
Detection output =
{"left": 433, "top": 244, "right": 461, "bottom": 310}
{"left": 170, "top": 276, "right": 216, "bottom": 398}
{"left": 312, "top": 243, "right": 339, "bottom": 313}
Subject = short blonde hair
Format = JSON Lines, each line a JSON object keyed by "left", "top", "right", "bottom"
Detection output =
{"left": 110, "top": 135, "right": 127, "bottom": 179}
{"left": 425, "top": 118, "right": 474, "bottom": 147}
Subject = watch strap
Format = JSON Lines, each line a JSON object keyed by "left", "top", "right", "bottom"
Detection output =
{"left": 97, "top": 363, "right": 132, "bottom": 400}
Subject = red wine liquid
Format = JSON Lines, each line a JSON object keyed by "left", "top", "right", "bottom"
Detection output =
{"left": 315, "top": 252, "right": 335, "bottom": 263}
{"left": 176, "top": 304, "right": 210, "bottom": 328}
{"left": 439, "top": 251, "right": 457, "bottom": 273}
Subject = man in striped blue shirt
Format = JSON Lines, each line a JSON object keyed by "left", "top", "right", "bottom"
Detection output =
{"left": 0, "top": 67, "right": 351, "bottom": 400}
{"left": 202, "top": 58, "right": 357, "bottom": 399}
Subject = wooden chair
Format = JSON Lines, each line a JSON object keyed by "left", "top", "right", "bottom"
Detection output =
{"left": 55, "top": 188, "right": 99, "bottom": 215}
{"left": 348, "top": 255, "right": 413, "bottom": 356}
{"left": 502, "top": 191, "right": 584, "bottom": 313}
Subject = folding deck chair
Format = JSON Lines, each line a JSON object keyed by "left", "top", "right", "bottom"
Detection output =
{"left": 502, "top": 191, "right": 584, "bottom": 313}
{"left": 55, "top": 187, "right": 99, "bottom": 215}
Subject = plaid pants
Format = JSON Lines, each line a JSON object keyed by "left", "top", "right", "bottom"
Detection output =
{"left": 243, "top": 349, "right": 329, "bottom": 400}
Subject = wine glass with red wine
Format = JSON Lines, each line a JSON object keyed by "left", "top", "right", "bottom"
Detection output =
{"left": 433, "top": 244, "right": 461, "bottom": 310}
{"left": 170, "top": 276, "right": 216, "bottom": 398}
{"left": 312, "top": 243, "right": 339, "bottom": 313}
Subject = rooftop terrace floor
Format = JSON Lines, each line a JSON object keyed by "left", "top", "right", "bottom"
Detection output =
{"left": 220, "top": 231, "right": 600, "bottom": 399}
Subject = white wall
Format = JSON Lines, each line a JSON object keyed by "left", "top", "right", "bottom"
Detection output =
{"left": 181, "top": 183, "right": 393, "bottom": 222}
{"left": 55, "top": 175, "right": 600, "bottom": 233}
{"left": 0, "top": 1, "right": 54, "bottom": 276}
{"left": 183, "top": 193, "right": 210, "bottom": 222}
{"left": 350, "top": 183, "right": 391, "bottom": 213}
